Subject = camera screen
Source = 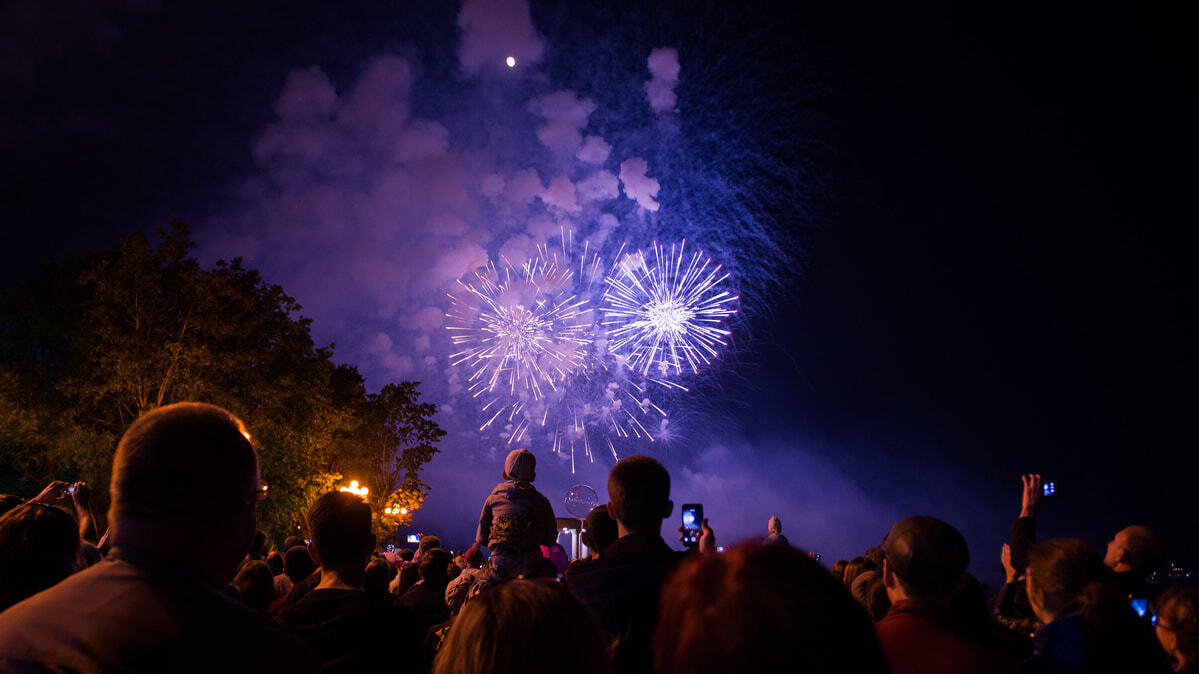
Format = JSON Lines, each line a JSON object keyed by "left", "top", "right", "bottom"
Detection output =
{"left": 682, "top": 509, "right": 697, "bottom": 528}
{"left": 1130, "top": 598, "right": 1149, "bottom": 618}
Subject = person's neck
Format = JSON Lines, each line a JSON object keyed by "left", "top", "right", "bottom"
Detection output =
{"left": 616, "top": 522, "right": 660, "bottom": 538}
{"left": 112, "top": 521, "right": 241, "bottom": 588}
{"left": 315, "top": 567, "right": 364, "bottom": 591}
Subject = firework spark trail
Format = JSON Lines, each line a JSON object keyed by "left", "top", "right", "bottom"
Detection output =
{"left": 446, "top": 249, "right": 592, "bottom": 410}
{"left": 602, "top": 241, "right": 738, "bottom": 377}
{"left": 446, "top": 239, "right": 700, "bottom": 472}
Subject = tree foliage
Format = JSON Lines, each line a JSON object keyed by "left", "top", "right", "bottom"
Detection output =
{"left": 340, "top": 382, "right": 446, "bottom": 540}
{"left": 0, "top": 224, "right": 444, "bottom": 543}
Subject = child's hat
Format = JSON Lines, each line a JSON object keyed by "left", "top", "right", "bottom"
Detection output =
{"left": 503, "top": 448, "right": 536, "bottom": 482}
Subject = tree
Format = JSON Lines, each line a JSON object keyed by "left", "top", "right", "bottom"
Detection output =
{"left": 0, "top": 224, "right": 445, "bottom": 543}
{"left": 340, "top": 382, "right": 446, "bottom": 541}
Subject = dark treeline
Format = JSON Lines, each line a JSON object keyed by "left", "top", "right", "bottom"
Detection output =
{"left": 0, "top": 223, "right": 444, "bottom": 542}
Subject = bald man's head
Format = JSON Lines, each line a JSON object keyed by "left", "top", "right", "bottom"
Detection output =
{"left": 110, "top": 402, "right": 258, "bottom": 528}
{"left": 883, "top": 516, "right": 969, "bottom": 602}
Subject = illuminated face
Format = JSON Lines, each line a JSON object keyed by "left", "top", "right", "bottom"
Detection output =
{"left": 1155, "top": 615, "right": 1179, "bottom": 660}
{"left": 1104, "top": 529, "right": 1130, "bottom": 569}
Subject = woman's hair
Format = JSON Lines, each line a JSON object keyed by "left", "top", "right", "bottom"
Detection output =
{"left": 265, "top": 550, "right": 284, "bottom": 576}
{"left": 283, "top": 544, "right": 315, "bottom": 583}
{"left": 1026, "top": 538, "right": 1119, "bottom": 628}
{"left": 395, "top": 562, "right": 421, "bottom": 596}
{"left": 433, "top": 578, "right": 607, "bottom": 674}
{"left": 0, "top": 503, "right": 81, "bottom": 611}
{"left": 850, "top": 570, "right": 891, "bottom": 621}
{"left": 655, "top": 542, "right": 888, "bottom": 674}
{"left": 1157, "top": 586, "right": 1199, "bottom": 667}
{"left": 365, "top": 556, "right": 395, "bottom": 590}
{"left": 232, "top": 559, "right": 276, "bottom": 612}
{"left": 831, "top": 559, "right": 848, "bottom": 580}
{"left": 842, "top": 555, "right": 878, "bottom": 588}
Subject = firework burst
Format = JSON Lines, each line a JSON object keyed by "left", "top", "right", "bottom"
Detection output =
{"left": 446, "top": 238, "right": 697, "bottom": 472}
{"left": 446, "top": 249, "right": 592, "bottom": 412}
{"left": 602, "top": 241, "right": 738, "bottom": 377}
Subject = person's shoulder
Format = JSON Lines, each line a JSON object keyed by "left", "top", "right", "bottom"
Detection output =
{"left": 0, "top": 556, "right": 139, "bottom": 626}
{"left": 565, "top": 556, "right": 602, "bottom": 577}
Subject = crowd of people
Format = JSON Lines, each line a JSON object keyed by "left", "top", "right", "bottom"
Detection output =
{"left": 0, "top": 401, "right": 1195, "bottom": 673}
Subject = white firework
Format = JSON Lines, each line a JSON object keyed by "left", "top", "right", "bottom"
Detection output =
{"left": 602, "top": 240, "right": 737, "bottom": 377}
{"left": 446, "top": 249, "right": 592, "bottom": 413}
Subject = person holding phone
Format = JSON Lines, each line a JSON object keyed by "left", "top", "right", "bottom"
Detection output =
{"left": 564, "top": 455, "right": 714, "bottom": 674}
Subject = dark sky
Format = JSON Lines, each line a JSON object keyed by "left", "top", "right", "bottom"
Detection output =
{"left": 2, "top": 1, "right": 1193, "bottom": 579}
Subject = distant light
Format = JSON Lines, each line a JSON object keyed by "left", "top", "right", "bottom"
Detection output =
{"left": 339, "top": 480, "right": 369, "bottom": 497}
{"left": 506, "top": 56, "right": 516, "bottom": 68}
{"left": 399, "top": 507, "right": 408, "bottom": 515}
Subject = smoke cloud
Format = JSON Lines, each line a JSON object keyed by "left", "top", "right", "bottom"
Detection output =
{"left": 202, "top": 0, "right": 827, "bottom": 558}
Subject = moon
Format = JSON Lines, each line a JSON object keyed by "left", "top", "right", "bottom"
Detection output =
{"left": 506, "top": 56, "right": 516, "bottom": 68}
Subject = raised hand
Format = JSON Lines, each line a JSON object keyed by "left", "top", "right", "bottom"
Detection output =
{"left": 1020, "top": 473, "right": 1043, "bottom": 518}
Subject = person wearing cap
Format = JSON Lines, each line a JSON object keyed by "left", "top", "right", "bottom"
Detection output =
{"left": 762, "top": 515, "right": 789, "bottom": 547}
{"left": 875, "top": 516, "right": 1012, "bottom": 674}
{"left": 475, "top": 449, "right": 557, "bottom": 577}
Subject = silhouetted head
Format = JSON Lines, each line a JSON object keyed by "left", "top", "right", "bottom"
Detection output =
{"left": 1155, "top": 586, "right": 1199, "bottom": 671}
{"left": 503, "top": 448, "right": 536, "bottom": 482}
{"left": 418, "top": 534, "right": 442, "bottom": 555}
{"left": 419, "top": 548, "right": 453, "bottom": 588}
{"left": 0, "top": 503, "right": 81, "bottom": 611}
{"left": 231, "top": 559, "right": 275, "bottom": 612}
{"left": 843, "top": 556, "right": 878, "bottom": 588}
{"left": 882, "top": 516, "right": 969, "bottom": 602}
{"left": 1026, "top": 538, "right": 1120, "bottom": 628}
{"left": 306, "top": 490, "right": 374, "bottom": 578}
{"left": 1104, "top": 525, "right": 1166, "bottom": 576}
{"left": 434, "top": 578, "right": 607, "bottom": 674}
{"left": 581, "top": 504, "right": 618, "bottom": 555}
{"left": 109, "top": 402, "right": 260, "bottom": 586}
{"left": 655, "top": 543, "right": 887, "bottom": 674}
{"left": 365, "top": 556, "right": 395, "bottom": 590}
{"left": 283, "top": 544, "right": 314, "bottom": 583}
{"left": 265, "top": 550, "right": 284, "bottom": 576}
{"left": 607, "top": 455, "right": 671, "bottom": 535}
{"left": 463, "top": 544, "right": 485, "bottom": 568}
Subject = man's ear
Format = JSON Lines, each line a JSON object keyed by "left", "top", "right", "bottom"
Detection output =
{"left": 882, "top": 558, "right": 896, "bottom": 589}
{"left": 307, "top": 540, "right": 322, "bottom": 566}
{"left": 605, "top": 501, "right": 616, "bottom": 519}
{"left": 662, "top": 499, "right": 673, "bottom": 520}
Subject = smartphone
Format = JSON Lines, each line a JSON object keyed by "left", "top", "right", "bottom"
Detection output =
{"left": 65, "top": 484, "right": 76, "bottom": 496}
{"left": 1130, "top": 597, "right": 1149, "bottom": 618}
{"left": 681, "top": 503, "right": 703, "bottom": 548}
{"left": 406, "top": 534, "right": 420, "bottom": 543}
{"left": 1043, "top": 481, "right": 1056, "bottom": 496}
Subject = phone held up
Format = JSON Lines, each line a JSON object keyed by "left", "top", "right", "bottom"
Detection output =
{"left": 681, "top": 503, "right": 703, "bottom": 548}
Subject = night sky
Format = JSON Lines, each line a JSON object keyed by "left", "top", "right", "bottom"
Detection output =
{"left": 2, "top": 1, "right": 1193, "bottom": 585}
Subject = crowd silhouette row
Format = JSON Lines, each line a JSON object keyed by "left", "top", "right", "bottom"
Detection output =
{"left": 0, "top": 402, "right": 1195, "bottom": 673}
